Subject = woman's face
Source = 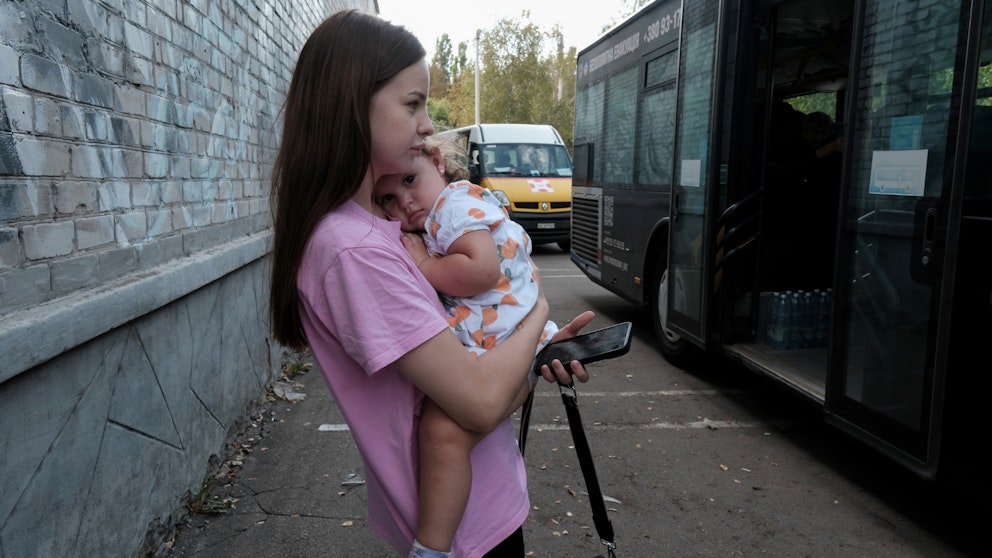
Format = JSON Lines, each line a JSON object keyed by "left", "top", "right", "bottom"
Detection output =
{"left": 369, "top": 58, "right": 435, "bottom": 179}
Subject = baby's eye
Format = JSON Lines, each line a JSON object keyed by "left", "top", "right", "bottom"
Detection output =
{"left": 378, "top": 193, "right": 395, "bottom": 205}
{"left": 402, "top": 174, "right": 416, "bottom": 187}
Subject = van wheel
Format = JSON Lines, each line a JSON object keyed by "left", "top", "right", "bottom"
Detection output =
{"left": 557, "top": 240, "right": 571, "bottom": 252}
{"left": 651, "top": 254, "right": 700, "bottom": 369}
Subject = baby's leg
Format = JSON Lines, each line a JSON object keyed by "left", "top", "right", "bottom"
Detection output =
{"left": 416, "top": 397, "right": 484, "bottom": 553}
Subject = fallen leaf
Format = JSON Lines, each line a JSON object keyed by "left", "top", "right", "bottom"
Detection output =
{"left": 342, "top": 520, "right": 354, "bottom": 527}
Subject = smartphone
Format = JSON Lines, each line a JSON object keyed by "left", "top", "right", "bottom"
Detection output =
{"left": 533, "top": 322, "right": 632, "bottom": 376}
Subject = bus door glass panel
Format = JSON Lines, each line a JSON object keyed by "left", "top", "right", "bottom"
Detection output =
{"left": 830, "top": 0, "right": 965, "bottom": 468}
{"left": 943, "top": 0, "right": 992, "bottom": 484}
{"left": 669, "top": 1, "right": 719, "bottom": 340}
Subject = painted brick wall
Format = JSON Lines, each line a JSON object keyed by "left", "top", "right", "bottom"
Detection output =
{"left": 0, "top": 0, "right": 377, "bottom": 556}
{"left": 1, "top": 0, "right": 354, "bottom": 313}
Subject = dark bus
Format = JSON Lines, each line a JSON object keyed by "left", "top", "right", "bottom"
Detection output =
{"left": 570, "top": 0, "right": 992, "bottom": 489}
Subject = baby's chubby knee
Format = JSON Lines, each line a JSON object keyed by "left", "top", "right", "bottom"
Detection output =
{"left": 419, "top": 403, "right": 481, "bottom": 456}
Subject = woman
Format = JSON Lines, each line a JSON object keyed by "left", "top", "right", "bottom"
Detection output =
{"left": 268, "top": 10, "right": 594, "bottom": 558}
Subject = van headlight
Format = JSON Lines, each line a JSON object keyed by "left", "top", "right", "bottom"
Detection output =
{"left": 491, "top": 190, "right": 511, "bottom": 207}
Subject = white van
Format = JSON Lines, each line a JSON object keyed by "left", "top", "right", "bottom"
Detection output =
{"left": 438, "top": 123, "right": 573, "bottom": 251}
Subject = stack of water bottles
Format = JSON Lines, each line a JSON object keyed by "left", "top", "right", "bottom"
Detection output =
{"left": 766, "top": 289, "right": 832, "bottom": 350}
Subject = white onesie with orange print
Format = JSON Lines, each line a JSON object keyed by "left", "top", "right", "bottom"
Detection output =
{"left": 423, "top": 180, "right": 558, "bottom": 375}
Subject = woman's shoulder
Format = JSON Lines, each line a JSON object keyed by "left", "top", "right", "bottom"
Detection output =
{"left": 303, "top": 202, "right": 404, "bottom": 270}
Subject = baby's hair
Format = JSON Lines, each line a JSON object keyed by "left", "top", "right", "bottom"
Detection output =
{"left": 425, "top": 135, "right": 470, "bottom": 183}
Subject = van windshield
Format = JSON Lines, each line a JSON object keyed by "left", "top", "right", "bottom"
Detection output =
{"left": 480, "top": 143, "right": 573, "bottom": 178}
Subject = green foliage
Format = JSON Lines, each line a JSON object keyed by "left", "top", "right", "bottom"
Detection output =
{"left": 786, "top": 92, "right": 838, "bottom": 119}
{"left": 433, "top": 34, "right": 454, "bottom": 84}
{"left": 429, "top": 12, "right": 577, "bottom": 152}
{"left": 188, "top": 475, "right": 237, "bottom": 515}
{"left": 428, "top": 97, "right": 455, "bottom": 131}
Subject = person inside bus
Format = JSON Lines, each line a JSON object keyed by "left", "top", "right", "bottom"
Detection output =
{"left": 494, "top": 150, "right": 516, "bottom": 174}
{"left": 760, "top": 101, "right": 810, "bottom": 290}
{"left": 802, "top": 111, "right": 843, "bottom": 168}
{"left": 799, "top": 111, "right": 844, "bottom": 287}
{"left": 374, "top": 134, "right": 563, "bottom": 558}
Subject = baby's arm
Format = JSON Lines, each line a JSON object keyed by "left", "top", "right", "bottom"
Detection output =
{"left": 402, "top": 230, "right": 501, "bottom": 298}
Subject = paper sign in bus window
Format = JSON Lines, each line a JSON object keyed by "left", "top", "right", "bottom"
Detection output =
{"left": 868, "top": 150, "right": 928, "bottom": 197}
{"left": 680, "top": 159, "right": 701, "bottom": 187}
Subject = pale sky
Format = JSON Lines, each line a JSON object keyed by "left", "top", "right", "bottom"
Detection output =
{"left": 377, "top": 0, "right": 636, "bottom": 59}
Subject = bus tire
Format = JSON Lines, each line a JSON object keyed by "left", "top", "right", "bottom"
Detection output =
{"left": 557, "top": 239, "right": 571, "bottom": 252}
{"left": 651, "top": 255, "right": 700, "bottom": 369}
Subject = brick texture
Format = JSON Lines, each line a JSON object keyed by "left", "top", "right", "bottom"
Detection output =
{"left": 0, "top": 0, "right": 372, "bottom": 315}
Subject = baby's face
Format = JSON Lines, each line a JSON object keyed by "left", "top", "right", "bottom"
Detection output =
{"left": 374, "top": 154, "right": 445, "bottom": 232}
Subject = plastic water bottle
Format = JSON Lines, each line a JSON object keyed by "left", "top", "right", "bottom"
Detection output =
{"left": 765, "top": 292, "right": 778, "bottom": 347}
{"left": 814, "top": 290, "right": 830, "bottom": 347}
{"left": 769, "top": 294, "right": 790, "bottom": 350}
{"left": 789, "top": 293, "right": 803, "bottom": 349}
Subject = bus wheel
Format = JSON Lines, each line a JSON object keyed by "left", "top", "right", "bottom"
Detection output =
{"left": 652, "top": 256, "right": 699, "bottom": 368}
{"left": 557, "top": 239, "right": 571, "bottom": 252}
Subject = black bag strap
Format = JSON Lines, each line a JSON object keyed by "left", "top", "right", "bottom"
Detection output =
{"left": 519, "top": 383, "right": 617, "bottom": 557}
{"left": 520, "top": 322, "right": 631, "bottom": 557}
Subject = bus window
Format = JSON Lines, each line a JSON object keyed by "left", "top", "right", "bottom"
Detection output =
{"left": 604, "top": 67, "right": 638, "bottom": 188}
{"left": 638, "top": 49, "right": 678, "bottom": 190}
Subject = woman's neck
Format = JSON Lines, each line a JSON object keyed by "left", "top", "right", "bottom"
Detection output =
{"left": 351, "top": 172, "right": 387, "bottom": 217}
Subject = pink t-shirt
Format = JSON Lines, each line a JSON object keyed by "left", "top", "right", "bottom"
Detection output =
{"left": 296, "top": 199, "right": 530, "bottom": 557}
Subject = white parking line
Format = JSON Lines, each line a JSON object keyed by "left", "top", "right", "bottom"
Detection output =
{"left": 524, "top": 419, "right": 758, "bottom": 431}
{"left": 318, "top": 391, "right": 764, "bottom": 432}
{"left": 319, "top": 419, "right": 758, "bottom": 432}
{"left": 530, "top": 389, "right": 748, "bottom": 398}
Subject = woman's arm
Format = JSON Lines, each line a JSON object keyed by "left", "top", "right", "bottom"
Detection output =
{"left": 392, "top": 294, "right": 550, "bottom": 433}
{"left": 403, "top": 230, "right": 500, "bottom": 298}
{"left": 394, "top": 307, "right": 595, "bottom": 434}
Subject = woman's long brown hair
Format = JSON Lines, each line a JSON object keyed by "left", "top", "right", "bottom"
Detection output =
{"left": 269, "top": 10, "right": 426, "bottom": 349}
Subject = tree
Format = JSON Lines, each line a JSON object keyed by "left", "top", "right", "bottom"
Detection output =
{"left": 433, "top": 34, "right": 454, "bottom": 84}
{"left": 428, "top": 97, "right": 455, "bottom": 131}
{"left": 427, "top": 11, "right": 586, "bottom": 151}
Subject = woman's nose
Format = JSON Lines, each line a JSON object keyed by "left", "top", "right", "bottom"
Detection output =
{"left": 420, "top": 114, "right": 435, "bottom": 137}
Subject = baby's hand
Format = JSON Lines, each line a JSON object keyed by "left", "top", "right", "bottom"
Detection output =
{"left": 401, "top": 232, "right": 430, "bottom": 267}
